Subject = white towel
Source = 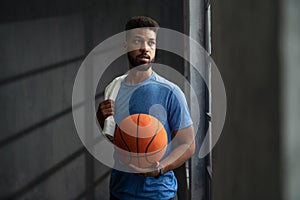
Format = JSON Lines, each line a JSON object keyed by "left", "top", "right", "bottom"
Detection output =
{"left": 102, "top": 74, "right": 127, "bottom": 137}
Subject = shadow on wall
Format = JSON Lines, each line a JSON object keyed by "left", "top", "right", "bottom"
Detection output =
{"left": 0, "top": 0, "right": 189, "bottom": 199}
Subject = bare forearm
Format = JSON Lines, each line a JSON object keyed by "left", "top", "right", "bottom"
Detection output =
{"left": 159, "top": 126, "right": 195, "bottom": 173}
{"left": 160, "top": 141, "right": 195, "bottom": 173}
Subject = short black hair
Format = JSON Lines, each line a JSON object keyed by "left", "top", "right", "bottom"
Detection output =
{"left": 125, "top": 16, "right": 159, "bottom": 32}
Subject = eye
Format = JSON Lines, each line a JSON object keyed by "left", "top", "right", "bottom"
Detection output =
{"left": 148, "top": 41, "right": 156, "bottom": 46}
{"left": 133, "top": 39, "right": 141, "bottom": 45}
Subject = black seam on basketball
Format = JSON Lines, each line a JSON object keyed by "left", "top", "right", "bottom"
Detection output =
{"left": 145, "top": 118, "right": 159, "bottom": 153}
{"left": 144, "top": 148, "right": 167, "bottom": 165}
{"left": 136, "top": 114, "right": 141, "bottom": 167}
{"left": 118, "top": 126, "right": 132, "bottom": 164}
{"left": 145, "top": 118, "right": 160, "bottom": 164}
{"left": 118, "top": 126, "right": 131, "bottom": 152}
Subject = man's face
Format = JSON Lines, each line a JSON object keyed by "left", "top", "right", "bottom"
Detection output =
{"left": 126, "top": 28, "right": 157, "bottom": 70}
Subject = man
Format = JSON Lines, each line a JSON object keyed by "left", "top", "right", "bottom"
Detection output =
{"left": 97, "top": 16, "right": 195, "bottom": 200}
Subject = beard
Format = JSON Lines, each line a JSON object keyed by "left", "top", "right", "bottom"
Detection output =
{"left": 127, "top": 52, "right": 155, "bottom": 71}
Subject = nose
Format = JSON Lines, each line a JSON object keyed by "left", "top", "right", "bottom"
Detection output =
{"left": 140, "top": 41, "right": 150, "bottom": 52}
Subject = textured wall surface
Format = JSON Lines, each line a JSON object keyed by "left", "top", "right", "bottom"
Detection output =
{"left": 211, "top": 0, "right": 282, "bottom": 199}
{"left": 281, "top": 0, "right": 300, "bottom": 200}
{"left": 0, "top": 1, "right": 186, "bottom": 199}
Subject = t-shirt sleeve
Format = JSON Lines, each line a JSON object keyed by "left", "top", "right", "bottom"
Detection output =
{"left": 168, "top": 86, "right": 193, "bottom": 131}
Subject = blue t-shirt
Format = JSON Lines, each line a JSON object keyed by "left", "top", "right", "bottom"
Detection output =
{"left": 110, "top": 71, "right": 193, "bottom": 200}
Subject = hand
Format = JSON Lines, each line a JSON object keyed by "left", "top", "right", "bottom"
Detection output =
{"left": 128, "top": 162, "right": 160, "bottom": 177}
{"left": 96, "top": 99, "right": 115, "bottom": 128}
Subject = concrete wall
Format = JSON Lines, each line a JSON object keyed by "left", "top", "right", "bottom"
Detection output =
{"left": 0, "top": 1, "right": 186, "bottom": 199}
{"left": 211, "top": 0, "right": 282, "bottom": 199}
{"left": 281, "top": 0, "right": 300, "bottom": 200}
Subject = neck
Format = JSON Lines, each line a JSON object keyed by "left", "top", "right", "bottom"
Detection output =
{"left": 125, "top": 67, "right": 153, "bottom": 85}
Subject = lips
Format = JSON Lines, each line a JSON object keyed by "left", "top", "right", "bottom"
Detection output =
{"left": 137, "top": 54, "right": 150, "bottom": 60}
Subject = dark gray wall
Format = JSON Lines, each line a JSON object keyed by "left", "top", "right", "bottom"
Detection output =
{"left": 211, "top": 0, "right": 282, "bottom": 199}
{"left": 281, "top": 0, "right": 300, "bottom": 199}
{"left": 0, "top": 1, "right": 185, "bottom": 199}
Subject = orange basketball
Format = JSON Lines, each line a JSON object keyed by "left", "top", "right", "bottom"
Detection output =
{"left": 114, "top": 113, "right": 168, "bottom": 168}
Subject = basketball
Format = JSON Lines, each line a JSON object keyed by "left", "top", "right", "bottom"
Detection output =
{"left": 114, "top": 113, "right": 168, "bottom": 168}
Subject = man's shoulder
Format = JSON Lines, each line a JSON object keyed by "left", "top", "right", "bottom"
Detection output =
{"left": 112, "top": 74, "right": 127, "bottom": 82}
{"left": 106, "top": 74, "right": 127, "bottom": 89}
{"left": 104, "top": 74, "right": 127, "bottom": 98}
{"left": 152, "top": 72, "right": 182, "bottom": 92}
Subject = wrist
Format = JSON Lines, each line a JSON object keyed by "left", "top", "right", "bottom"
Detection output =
{"left": 155, "top": 165, "right": 164, "bottom": 178}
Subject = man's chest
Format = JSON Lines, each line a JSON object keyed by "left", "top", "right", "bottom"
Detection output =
{"left": 114, "top": 83, "right": 172, "bottom": 124}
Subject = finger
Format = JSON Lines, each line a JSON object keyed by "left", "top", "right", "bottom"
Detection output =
{"left": 101, "top": 107, "right": 115, "bottom": 116}
{"left": 100, "top": 103, "right": 115, "bottom": 110}
{"left": 102, "top": 110, "right": 114, "bottom": 118}
{"left": 98, "top": 104, "right": 112, "bottom": 117}
{"left": 102, "top": 99, "right": 115, "bottom": 106}
{"left": 100, "top": 103, "right": 114, "bottom": 113}
{"left": 102, "top": 107, "right": 114, "bottom": 114}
